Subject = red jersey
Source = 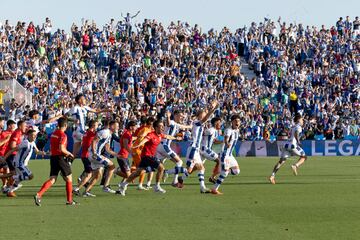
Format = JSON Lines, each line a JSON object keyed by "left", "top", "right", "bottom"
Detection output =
{"left": 5, "top": 129, "right": 23, "bottom": 156}
{"left": 82, "top": 34, "right": 90, "bottom": 46}
{"left": 81, "top": 129, "right": 96, "bottom": 158}
{"left": 0, "top": 130, "right": 13, "bottom": 156}
{"left": 50, "top": 129, "right": 67, "bottom": 156}
{"left": 141, "top": 131, "right": 164, "bottom": 157}
{"left": 118, "top": 130, "right": 133, "bottom": 159}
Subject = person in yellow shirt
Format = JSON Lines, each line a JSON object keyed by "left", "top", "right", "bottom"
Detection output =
{"left": 289, "top": 90, "right": 298, "bottom": 115}
{"left": 131, "top": 116, "right": 155, "bottom": 190}
{"left": 289, "top": 91, "right": 298, "bottom": 101}
{"left": 113, "top": 86, "right": 121, "bottom": 102}
{"left": 0, "top": 88, "right": 9, "bottom": 105}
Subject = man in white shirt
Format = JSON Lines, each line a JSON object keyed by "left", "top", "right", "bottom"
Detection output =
{"left": 1, "top": 129, "right": 46, "bottom": 193}
{"left": 43, "top": 17, "right": 52, "bottom": 39}
{"left": 26, "top": 110, "right": 62, "bottom": 133}
{"left": 211, "top": 115, "right": 241, "bottom": 195}
{"left": 159, "top": 110, "right": 192, "bottom": 188}
{"left": 185, "top": 100, "right": 218, "bottom": 193}
{"left": 70, "top": 94, "right": 112, "bottom": 158}
{"left": 86, "top": 121, "right": 120, "bottom": 195}
{"left": 269, "top": 114, "right": 307, "bottom": 184}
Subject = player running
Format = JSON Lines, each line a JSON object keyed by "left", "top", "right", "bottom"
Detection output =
{"left": 0, "top": 120, "right": 16, "bottom": 193}
{"left": 160, "top": 110, "right": 192, "bottom": 188}
{"left": 185, "top": 100, "right": 219, "bottom": 194}
{"left": 70, "top": 94, "right": 111, "bottom": 159}
{"left": 3, "top": 120, "right": 27, "bottom": 197}
{"left": 0, "top": 118, "right": 6, "bottom": 190}
{"left": 131, "top": 117, "right": 155, "bottom": 190}
{"left": 115, "top": 120, "right": 137, "bottom": 182}
{"left": 118, "top": 120, "right": 182, "bottom": 195}
{"left": 211, "top": 115, "right": 241, "bottom": 195}
{"left": 1, "top": 129, "right": 47, "bottom": 194}
{"left": 34, "top": 117, "right": 76, "bottom": 206}
{"left": 73, "top": 120, "right": 98, "bottom": 196}
{"left": 269, "top": 114, "right": 307, "bottom": 184}
{"left": 201, "top": 117, "right": 222, "bottom": 184}
{"left": 83, "top": 120, "right": 120, "bottom": 196}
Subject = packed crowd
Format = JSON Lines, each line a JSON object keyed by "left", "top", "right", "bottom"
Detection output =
{"left": 0, "top": 15, "right": 359, "bottom": 140}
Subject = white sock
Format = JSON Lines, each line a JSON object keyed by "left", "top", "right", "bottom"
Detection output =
{"left": 146, "top": 180, "right": 151, "bottom": 186}
{"left": 214, "top": 172, "right": 227, "bottom": 191}
{"left": 173, "top": 174, "right": 179, "bottom": 184}
{"left": 155, "top": 182, "right": 160, "bottom": 188}
{"left": 122, "top": 181, "right": 129, "bottom": 187}
{"left": 198, "top": 170, "right": 206, "bottom": 189}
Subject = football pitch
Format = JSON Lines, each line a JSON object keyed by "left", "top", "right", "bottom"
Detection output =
{"left": 1, "top": 156, "right": 360, "bottom": 240}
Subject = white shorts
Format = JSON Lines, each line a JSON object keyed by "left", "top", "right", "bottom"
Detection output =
{"left": 200, "top": 146, "right": 218, "bottom": 162}
{"left": 280, "top": 143, "right": 306, "bottom": 159}
{"left": 220, "top": 153, "right": 239, "bottom": 171}
{"left": 72, "top": 128, "right": 84, "bottom": 143}
{"left": 186, "top": 147, "right": 202, "bottom": 169}
{"left": 89, "top": 152, "right": 112, "bottom": 170}
{"left": 156, "top": 143, "right": 179, "bottom": 163}
{"left": 354, "top": 29, "right": 360, "bottom": 37}
{"left": 15, "top": 165, "right": 32, "bottom": 178}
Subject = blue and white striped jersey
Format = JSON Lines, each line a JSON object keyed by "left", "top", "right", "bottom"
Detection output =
{"left": 201, "top": 127, "right": 219, "bottom": 150}
{"left": 14, "top": 139, "right": 36, "bottom": 167}
{"left": 91, "top": 129, "right": 112, "bottom": 155}
{"left": 71, "top": 105, "right": 92, "bottom": 133}
{"left": 191, "top": 120, "right": 204, "bottom": 149}
{"left": 290, "top": 124, "right": 302, "bottom": 145}
{"left": 221, "top": 128, "right": 239, "bottom": 156}
{"left": 162, "top": 120, "right": 180, "bottom": 146}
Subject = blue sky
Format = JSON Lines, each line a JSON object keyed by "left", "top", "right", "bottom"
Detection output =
{"left": 1, "top": 0, "right": 359, "bottom": 31}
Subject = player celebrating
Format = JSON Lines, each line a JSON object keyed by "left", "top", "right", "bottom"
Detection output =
{"left": 73, "top": 120, "right": 98, "bottom": 196}
{"left": 27, "top": 109, "right": 62, "bottom": 133}
{"left": 0, "top": 120, "right": 16, "bottom": 192}
{"left": 84, "top": 120, "right": 120, "bottom": 196}
{"left": 34, "top": 117, "right": 76, "bottom": 206}
{"left": 201, "top": 117, "right": 222, "bottom": 184}
{"left": 0, "top": 118, "right": 6, "bottom": 189}
{"left": 131, "top": 117, "right": 155, "bottom": 190}
{"left": 115, "top": 120, "right": 137, "bottom": 182}
{"left": 70, "top": 94, "right": 111, "bottom": 159}
{"left": 118, "top": 120, "right": 182, "bottom": 195}
{"left": 160, "top": 110, "right": 192, "bottom": 188}
{"left": 1, "top": 129, "right": 47, "bottom": 194}
{"left": 185, "top": 100, "right": 219, "bottom": 194}
{"left": 269, "top": 114, "right": 307, "bottom": 184}
{"left": 211, "top": 115, "right": 241, "bottom": 195}
{"left": 3, "top": 120, "right": 27, "bottom": 197}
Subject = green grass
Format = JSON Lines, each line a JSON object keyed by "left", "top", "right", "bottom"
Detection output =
{"left": 1, "top": 156, "right": 360, "bottom": 240}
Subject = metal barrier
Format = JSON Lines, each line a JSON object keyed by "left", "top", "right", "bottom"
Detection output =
{"left": 0, "top": 79, "right": 33, "bottom": 117}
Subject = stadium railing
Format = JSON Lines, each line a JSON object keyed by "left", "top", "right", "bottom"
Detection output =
{"left": 0, "top": 79, "right": 33, "bottom": 117}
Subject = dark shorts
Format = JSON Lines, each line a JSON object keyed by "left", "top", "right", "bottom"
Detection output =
{"left": 5, "top": 155, "right": 15, "bottom": 171}
{"left": 50, "top": 155, "right": 72, "bottom": 177}
{"left": 0, "top": 159, "right": 7, "bottom": 168}
{"left": 117, "top": 157, "right": 131, "bottom": 173}
{"left": 139, "top": 156, "right": 160, "bottom": 172}
{"left": 81, "top": 157, "right": 92, "bottom": 173}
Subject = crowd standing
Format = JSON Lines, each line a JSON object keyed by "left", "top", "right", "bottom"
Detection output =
{"left": 0, "top": 15, "right": 359, "bottom": 141}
